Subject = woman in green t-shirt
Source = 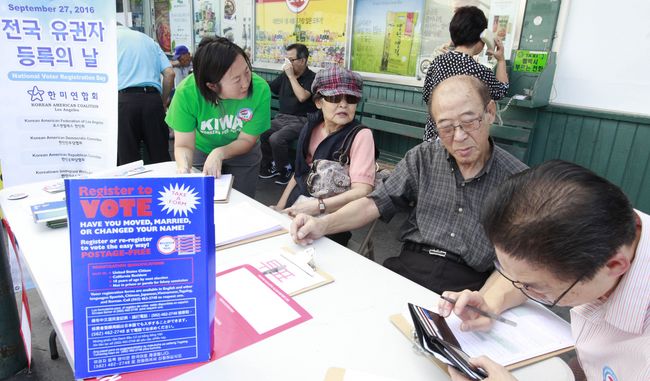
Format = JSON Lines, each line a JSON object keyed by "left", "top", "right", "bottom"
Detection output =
{"left": 166, "top": 37, "right": 271, "bottom": 198}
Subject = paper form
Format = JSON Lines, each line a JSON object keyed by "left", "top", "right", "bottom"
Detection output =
{"left": 324, "top": 367, "right": 407, "bottom": 381}
{"left": 445, "top": 301, "right": 574, "bottom": 366}
{"left": 216, "top": 266, "right": 301, "bottom": 334}
{"left": 214, "top": 202, "right": 284, "bottom": 247}
{"left": 218, "top": 248, "right": 332, "bottom": 296}
{"left": 213, "top": 174, "right": 233, "bottom": 202}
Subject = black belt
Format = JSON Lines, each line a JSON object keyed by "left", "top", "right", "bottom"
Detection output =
{"left": 118, "top": 86, "right": 159, "bottom": 94}
{"left": 403, "top": 242, "right": 466, "bottom": 265}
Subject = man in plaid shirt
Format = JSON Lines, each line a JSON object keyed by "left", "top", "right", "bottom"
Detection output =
{"left": 290, "top": 75, "right": 527, "bottom": 293}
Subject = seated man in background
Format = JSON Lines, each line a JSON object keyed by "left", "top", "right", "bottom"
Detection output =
{"left": 440, "top": 160, "right": 649, "bottom": 381}
{"left": 259, "top": 43, "right": 317, "bottom": 185}
{"left": 290, "top": 75, "right": 527, "bottom": 293}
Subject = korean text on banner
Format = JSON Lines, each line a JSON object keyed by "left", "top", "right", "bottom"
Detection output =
{"left": 0, "top": 1, "right": 118, "bottom": 187}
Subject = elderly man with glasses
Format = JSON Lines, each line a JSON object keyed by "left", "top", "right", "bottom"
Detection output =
{"left": 439, "top": 160, "right": 649, "bottom": 381}
{"left": 290, "top": 75, "right": 527, "bottom": 293}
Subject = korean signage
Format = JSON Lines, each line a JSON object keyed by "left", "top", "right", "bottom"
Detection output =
{"left": 0, "top": 1, "right": 117, "bottom": 187}
{"left": 255, "top": 0, "right": 348, "bottom": 68}
{"left": 170, "top": 0, "right": 193, "bottom": 51}
{"left": 351, "top": 0, "right": 424, "bottom": 76}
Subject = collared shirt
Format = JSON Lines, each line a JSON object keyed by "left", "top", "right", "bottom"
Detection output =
{"left": 369, "top": 140, "right": 527, "bottom": 272}
{"left": 116, "top": 26, "right": 171, "bottom": 93}
{"left": 269, "top": 69, "right": 317, "bottom": 116}
{"left": 570, "top": 210, "right": 650, "bottom": 381}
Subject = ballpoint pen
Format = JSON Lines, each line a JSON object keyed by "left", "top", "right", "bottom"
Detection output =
{"left": 440, "top": 295, "right": 517, "bottom": 327}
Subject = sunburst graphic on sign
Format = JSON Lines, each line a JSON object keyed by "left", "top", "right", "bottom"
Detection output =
{"left": 158, "top": 183, "right": 200, "bottom": 216}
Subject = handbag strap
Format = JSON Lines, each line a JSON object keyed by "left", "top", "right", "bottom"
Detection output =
{"left": 332, "top": 124, "right": 367, "bottom": 165}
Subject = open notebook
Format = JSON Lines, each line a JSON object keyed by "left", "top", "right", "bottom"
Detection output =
{"left": 391, "top": 300, "right": 574, "bottom": 371}
{"left": 214, "top": 202, "right": 286, "bottom": 249}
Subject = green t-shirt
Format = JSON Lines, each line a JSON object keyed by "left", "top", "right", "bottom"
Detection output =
{"left": 166, "top": 72, "right": 271, "bottom": 154}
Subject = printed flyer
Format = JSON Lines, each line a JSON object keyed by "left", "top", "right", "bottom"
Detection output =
{"left": 0, "top": 1, "right": 118, "bottom": 187}
{"left": 65, "top": 176, "right": 215, "bottom": 379}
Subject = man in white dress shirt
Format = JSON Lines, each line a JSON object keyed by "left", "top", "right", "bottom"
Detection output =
{"left": 439, "top": 160, "right": 649, "bottom": 381}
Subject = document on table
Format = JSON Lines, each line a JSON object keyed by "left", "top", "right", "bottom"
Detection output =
{"left": 214, "top": 202, "right": 286, "bottom": 248}
{"left": 218, "top": 247, "right": 334, "bottom": 296}
{"left": 391, "top": 301, "right": 574, "bottom": 370}
{"left": 214, "top": 174, "right": 233, "bottom": 203}
{"left": 61, "top": 264, "right": 312, "bottom": 380}
{"left": 214, "top": 265, "right": 312, "bottom": 358}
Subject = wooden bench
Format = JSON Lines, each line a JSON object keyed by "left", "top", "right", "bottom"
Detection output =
{"left": 489, "top": 124, "right": 533, "bottom": 163}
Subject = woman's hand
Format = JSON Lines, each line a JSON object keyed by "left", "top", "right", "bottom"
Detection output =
{"left": 448, "top": 356, "right": 516, "bottom": 381}
{"left": 203, "top": 148, "right": 225, "bottom": 177}
{"left": 283, "top": 198, "right": 319, "bottom": 217}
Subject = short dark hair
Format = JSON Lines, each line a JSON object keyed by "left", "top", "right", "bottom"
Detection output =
{"left": 286, "top": 43, "right": 309, "bottom": 60}
{"left": 192, "top": 36, "right": 252, "bottom": 104}
{"left": 449, "top": 6, "right": 487, "bottom": 47}
{"left": 481, "top": 160, "right": 637, "bottom": 282}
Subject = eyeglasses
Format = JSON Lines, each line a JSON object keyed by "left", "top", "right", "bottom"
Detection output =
{"left": 493, "top": 260, "right": 586, "bottom": 308}
{"left": 436, "top": 108, "right": 487, "bottom": 138}
{"left": 286, "top": 57, "right": 302, "bottom": 62}
{"left": 320, "top": 94, "right": 361, "bottom": 104}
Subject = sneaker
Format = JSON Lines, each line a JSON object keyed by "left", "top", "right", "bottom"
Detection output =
{"left": 274, "top": 169, "right": 293, "bottom": 185}
{"left": 259, "top": 165, "right": 279, "bottom": 179}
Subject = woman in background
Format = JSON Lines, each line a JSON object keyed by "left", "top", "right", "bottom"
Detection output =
{"left": 274, "top": 67, "right": 377, "bottom": 246}
{"left": 422, "top": 6, "right": 509, "bottom": 141}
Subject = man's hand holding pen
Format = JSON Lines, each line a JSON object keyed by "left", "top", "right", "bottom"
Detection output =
{"left": 437, "top": 290, "right": 500, "bottom": 332}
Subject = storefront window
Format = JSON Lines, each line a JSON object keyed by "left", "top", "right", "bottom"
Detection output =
{"left": 255, "top": 0, "right": 349, "bottom": 68}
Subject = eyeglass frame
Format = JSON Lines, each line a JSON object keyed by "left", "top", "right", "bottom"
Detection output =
{"left": 286, "top": 56, "right": 304, "bottom": 62}
{"left": 436, "top": 105, "right": 488, "bottom": 138}
{"left": 493, "top": 260, "right": 587, "bottom": 308}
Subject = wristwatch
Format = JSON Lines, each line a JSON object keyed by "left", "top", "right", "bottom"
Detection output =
{"left": 318, "top": 198, "right": 326, "bottom": 214}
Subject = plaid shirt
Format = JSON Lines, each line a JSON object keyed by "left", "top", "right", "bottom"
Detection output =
{"left": 369, "top": 140, "right": 527, "bottom": 272}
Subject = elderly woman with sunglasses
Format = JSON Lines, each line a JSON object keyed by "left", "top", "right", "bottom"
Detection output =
{"left": 273, "top": 67, "right": 377, "bottom": 246}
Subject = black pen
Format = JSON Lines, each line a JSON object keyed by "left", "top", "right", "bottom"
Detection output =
{"left": 440, "top": 295, "right": 517, "bottom": 327}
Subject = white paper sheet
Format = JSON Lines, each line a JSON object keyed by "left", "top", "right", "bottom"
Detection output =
{"left": 445, "top": 302, "right": 574, "bottom": 366}
{"left": 218, "top": 248, "right": 327, "bottom": 296}
{"left": 214, "top": 202, "right": 283, "bottom": 247}
{"left": 216, "top": 267, "right": 300, "bottom": 334}
{"left": 214, "top": 174, "right": 233, "bottom": 202}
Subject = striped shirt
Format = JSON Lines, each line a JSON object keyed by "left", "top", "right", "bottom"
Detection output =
{"left": 368, "top": 139, "right": 527, "bottom": 272}
{"left": 570, "top": 210, "right": 650, "bottom": 381}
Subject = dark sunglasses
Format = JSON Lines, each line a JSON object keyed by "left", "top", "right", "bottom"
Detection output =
{"left": 320, "top": 94, "right": 360, "bottom": 104}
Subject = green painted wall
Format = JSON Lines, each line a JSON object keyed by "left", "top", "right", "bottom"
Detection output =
{"left": 255, "top": 68, "right": 650, "bottom": 212}
{"left": 528, "top": 106, "right": 650, "bottom": 212}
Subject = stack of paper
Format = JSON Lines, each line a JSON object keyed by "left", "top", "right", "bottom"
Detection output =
{"left": 214, "top": 174, "right": 233, "bottom": 203}
{"left": 30, "top": 200, "right": 68, "bottom": 228}
{"left": 214, "top": 202, "right": 285, "bottom": 248}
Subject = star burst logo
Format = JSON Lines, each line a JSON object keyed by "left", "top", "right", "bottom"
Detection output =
{"left": 158, "top": 183, "right": 200, "bottom": 216}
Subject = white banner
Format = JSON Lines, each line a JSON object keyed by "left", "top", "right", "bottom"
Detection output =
{"left": 0, "top": 1, "right": 117, "bottom": 187}
{"left": 170, "top": 0, "right": 193, "bottom": 51}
